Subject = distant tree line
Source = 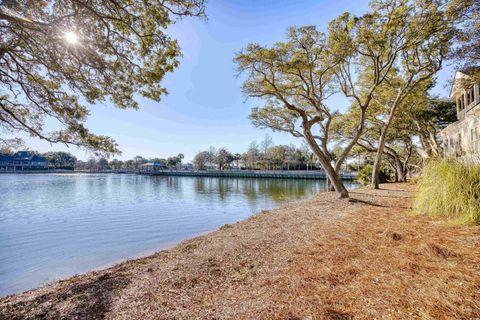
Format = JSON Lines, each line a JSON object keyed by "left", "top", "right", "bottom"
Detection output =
{"left": 0, "top": 149, "right": 78, "bottom": 170}
{"left": 0, "top": 149, "right": 186, "bottom": 172}
{"left": 75, "top": 154, "right": 185, "bottom": 172}
{"left": 193, "top": 134, "right": 325, "bottom": 171}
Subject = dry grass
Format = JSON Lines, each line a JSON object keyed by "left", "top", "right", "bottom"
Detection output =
{"left": 1, "top": 184, "right": 480, "bottom": 320}
{"left": 414, "top": 159, "right": 480, "bottom": 224}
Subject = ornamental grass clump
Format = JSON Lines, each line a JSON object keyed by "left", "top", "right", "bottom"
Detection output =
{"left": 414, "top": 159, "right": 480, "bottom": 224}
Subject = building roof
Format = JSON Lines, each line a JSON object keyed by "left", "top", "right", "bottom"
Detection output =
{"left": 142, "top": 162, "right": 166, "bottom": 167}
{"left": 31, "top": 155, "right": 48, "bottom": 163}
{"left": 0, "top": 152, "right": 48, "bottom": 164}
{"left": 13, "top": 151, "right": 34, "bottom": 159}
{"left": 450, "top": 67, "right": 480, "bottom": 98}
{"left": 459, "top": 66, "right": 480, "bottom": 76}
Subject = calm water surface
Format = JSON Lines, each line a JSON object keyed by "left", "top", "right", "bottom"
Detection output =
{"left": 0, "top": 173, "right": 356, "bottom": 296}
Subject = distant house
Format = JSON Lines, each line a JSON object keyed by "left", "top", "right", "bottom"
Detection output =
{"left": 181, "top": 163, "right": 194, "bottom": 171}
{"left": 140, "top": 162, "right": 167, "bottom": 173}
{"left": 0, "top": 156, "right": 11, "bottom": 170}
{"left": 0, "top": 151, "right": 49, "bottom": 171}
{"left": 440, "top": 69, "right": 480, "bottom": 158}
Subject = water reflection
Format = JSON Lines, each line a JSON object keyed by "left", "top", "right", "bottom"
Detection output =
{"left": 0, "top": 174, "right": 355, "bottom": 296}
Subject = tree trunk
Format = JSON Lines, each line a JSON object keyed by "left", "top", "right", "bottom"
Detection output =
{"left": 371, "top": 127, "right": 388, "bottom": 189}
{"left": 396, "top": 159, "right": 407, "bottom": 182}
{"left": 386, "top": 157, "right": 398, "bottom": 182}
{"left": 326, "top": 177, "right": 335, "bottom": 191}
{"left": 428, "top": 131, "right": 441, "bottom": 157}
{"left": 328, "top": 182, "right": 335, "bottom": 192}
{"left": 415, "top": 121, "right": 441, "bottom": 159}
{"left": 304, "top": 130, "right": 349, "bottom": 198}
{"left": 326, "top": 177, "right": 334, "bottom": 191}
{"left": 371, "top": 93, "right": 402, "bottom": 189}
{"left": 392, "top": 153, "right": 407, "bottom": 183}
{"left": 334, "top": 108, "right": 367, "bottom": 175}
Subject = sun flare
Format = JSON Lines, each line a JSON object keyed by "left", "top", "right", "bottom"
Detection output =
{"left": 64, "top": 31, "right": 79, "bottom": 44}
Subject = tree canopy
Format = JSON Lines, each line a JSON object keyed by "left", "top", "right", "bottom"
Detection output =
{"left": 446, "top": 0, "right": 480, "bottom": 83}
{"left": 43, "top": 151, "right": 77, "bottom": 169}
{"left": 0, "top": 0, "right": 205, "bottom": 154}
{"left": 235, "top": 0, "right": 448, "bottom": 197}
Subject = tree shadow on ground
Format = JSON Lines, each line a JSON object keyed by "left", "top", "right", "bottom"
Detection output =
{"left": 349, "top": 191, "right": 412, "bottom": 199}
{"left": 348, "top": 197, "right": 410, "bottom": 209}
{"left": 1, "top": 271, "right": 129, "bottom": 320}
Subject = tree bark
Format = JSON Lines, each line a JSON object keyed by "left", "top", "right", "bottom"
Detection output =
{"left": 304, "top": 129, "right": 349, "bottom": 198}
{"left": 384, "top": 145, "right": 409, "bottom": 183}
{"left": 327, "top": 175, "right": 335, "bottom": 191}
{"left": 326, "top": 177, "right": 335, "bottom": 192}
{"left": 334, "top": 108, "right": 367, "bottom": 174}
{"left": 371, "top": 127, "right": 388, "bottom": 189}
{"left": 393, "top": 153, "right": 407, "bottom": 183}
{"left": 371, "top": 93, "right": 402, "bottom": 189}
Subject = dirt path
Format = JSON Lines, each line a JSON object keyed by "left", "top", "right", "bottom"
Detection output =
{"left": 1, "top": 184, "right": 479, "bottom": 320}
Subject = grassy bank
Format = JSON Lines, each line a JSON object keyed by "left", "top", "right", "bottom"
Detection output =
{"left": 1, "top": 184, "right": 480, "bottom": 319}
{"left": 414, "top": 159, "right": 480, "bottom": 224}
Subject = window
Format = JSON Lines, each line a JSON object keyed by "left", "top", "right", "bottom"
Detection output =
{"left": 458, "top": 95, "right": 465, "bottom": 111}
{"left": 477, "top": 85, "right": 480, "bottom": 104}
{"left": 466, "top": 87, "right": 475, "bottom": 107}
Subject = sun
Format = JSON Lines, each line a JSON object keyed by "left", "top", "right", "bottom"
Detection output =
{"left": 64, "top": 31, "right": 79, "bottom": 45}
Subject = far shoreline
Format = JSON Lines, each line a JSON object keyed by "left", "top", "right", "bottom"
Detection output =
{"left": 0, "top": 169, "right": 358, "bottom": 181}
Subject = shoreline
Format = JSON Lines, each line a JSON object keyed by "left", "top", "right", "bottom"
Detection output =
{"left": 1, "top": 183, "right": 479, "bottom": 319}
{"left": 0, "top": 170, "right": 358, "bottom": 180}
{"left": 89, "top": 229, "right": 213, "bottom": 282}
{"left": 0, "top": 193, "right": 319, "bottom": 298}
{"left": 0, "top": 173, "right": 349, "bottom": 298}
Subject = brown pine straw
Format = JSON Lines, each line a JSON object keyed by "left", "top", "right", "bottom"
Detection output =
{"left": 1, "top": 184, "right": 479, "bottom": 319}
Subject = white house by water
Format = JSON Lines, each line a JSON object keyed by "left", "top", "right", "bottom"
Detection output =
{"left": 440, "top": 69, "right": 480, "bottom": 159}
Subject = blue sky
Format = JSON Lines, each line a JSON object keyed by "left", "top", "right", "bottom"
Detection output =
{"left": 25, "top": 0, "right": 454, "bottom": 161}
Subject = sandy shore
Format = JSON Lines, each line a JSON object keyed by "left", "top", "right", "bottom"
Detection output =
{"left": 1, "top": 183, "right": 479, "bottom": 319}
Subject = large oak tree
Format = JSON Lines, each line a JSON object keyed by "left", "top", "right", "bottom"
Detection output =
{"left": 366, "top": 0, "right": 451, "bottom": 189}
{"left": 236, "top": 0, "right": 428, "bottom": 198}
{"left": 0, "top": 0, "right": 205, "bottom": 154}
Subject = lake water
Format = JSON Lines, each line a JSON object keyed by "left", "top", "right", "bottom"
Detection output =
{"left": 0, "top": 173, "right": 356, "bottom": 296}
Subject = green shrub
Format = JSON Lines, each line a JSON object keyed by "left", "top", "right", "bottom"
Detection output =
{"left": 356, "top": 164, "right": 390, "bottom": 186}
{"left": 414, "top": 159, "right": 480, "bottom": 224}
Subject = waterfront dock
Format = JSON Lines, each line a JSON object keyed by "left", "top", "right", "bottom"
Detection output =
{"left": 0, "top": 169, "right": 358, "bottom": 180}
{"left": 140, "top": 170, "right": 357, "bottom": 180}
